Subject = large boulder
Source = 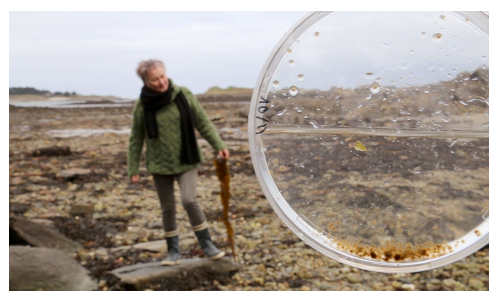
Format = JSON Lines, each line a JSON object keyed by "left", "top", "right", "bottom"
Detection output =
{"left": 9, "top": 246, "right": 98, "bottom": 291}
{"left": 9, "top": 216, "right": 82, "bottom": 254}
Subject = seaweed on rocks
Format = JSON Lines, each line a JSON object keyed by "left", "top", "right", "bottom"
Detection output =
{"left": 49, "top": 216, "right": 132, "bottom": 248}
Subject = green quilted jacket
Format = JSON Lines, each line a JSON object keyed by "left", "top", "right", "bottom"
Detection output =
{"left": 127, "top": 80, "right": 227, "bottom": 177}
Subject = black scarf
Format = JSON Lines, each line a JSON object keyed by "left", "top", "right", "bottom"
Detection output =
{"left": 140, "top": 81, "right": 201, "bottom": 165}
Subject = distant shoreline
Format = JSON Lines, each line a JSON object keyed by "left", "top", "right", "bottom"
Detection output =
{"left": 9, "top": 94, "right": 130, "bottom": 103}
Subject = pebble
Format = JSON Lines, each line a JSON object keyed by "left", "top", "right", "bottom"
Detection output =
{"left": 253, "top": 277, "right": 265, "bottom": 286}
{"left": 346, "top": 273, "right": 363, "bottom": 283}
{"left": 442, "top": 278, "right": 456, "bottom": 287}
{"left": 401, "top": 283, "right": 415, "bottom": 291}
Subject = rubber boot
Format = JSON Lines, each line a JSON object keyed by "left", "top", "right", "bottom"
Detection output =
{"left": 194, "top": 228, "right": 225, "bottom": 260}
{"left": 161, "top": 236, "right": 181, "bottom": 266}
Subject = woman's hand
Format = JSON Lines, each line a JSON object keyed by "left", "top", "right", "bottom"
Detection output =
{"left": 131, "top": 175, "right": 139, "bottom": 183}
{"left": 218, "top": 149, "right": 230, "bottom": 160}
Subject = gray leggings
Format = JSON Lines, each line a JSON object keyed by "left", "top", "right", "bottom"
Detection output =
{"left": 152, "top": 168, "right": 207, "bottom": 237}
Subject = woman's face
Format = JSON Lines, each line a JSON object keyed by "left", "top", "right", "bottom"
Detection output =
{"left": 146, "top": 66, "right": 169, "bottom": 93}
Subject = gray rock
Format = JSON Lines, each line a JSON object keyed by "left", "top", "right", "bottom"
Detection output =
{"left": 9, "top": 246, "right": 98, "bottom": 291}
{"left": 57, "top": 168, "right": 91, "bottom": 180}
{"left": 111, "top": 257, "right": 241, "bottom": 289}
{"left": 10, "top": 217, "right": 82, "bottom": 254}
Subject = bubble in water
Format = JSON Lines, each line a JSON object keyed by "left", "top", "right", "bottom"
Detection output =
{"left": 289, "top": 86, "right": 299, "bottom": 96}
{"left": 273, "top": 80, "right": 279, "bottom": 86}
{"left": 370, "top": 82, "right": 381, "bottom": 94}
{"left": 421, "top": 32, "right": 426, "bottom": 38}
{"left": 410, "top": 50, "right": 414, "bottom": 54}
{"left": 298, "top": 74, "right": 304, "bottom": 81}
{"left": 314, "top": 32, "right": 319, "bottom": 37}
{"left": 432, "top": 33, "right": 443, "bottom": 42}
{"left": 289, "top": 60, "right": 295, "bottom": 66}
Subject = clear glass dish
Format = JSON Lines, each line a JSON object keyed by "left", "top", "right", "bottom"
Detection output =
{"left": 248, "top": 11, "right": 489, "bottom": 273}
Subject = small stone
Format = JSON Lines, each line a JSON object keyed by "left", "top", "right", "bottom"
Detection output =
{"left": 253, "top": 277, "right": 265, "bottom": 286}
{"left": 392, "top": 281, "right": 402, "bottom": 289}
{"left": 31, "top": 288, "right": 45, "bottom": 301}
{"left": 401, "top": 283, "right": 415, "bottom": 291}
{"left": 95, "top": 248, "right": 108, "bottom": 257}
{"left": 442, "top": 278, "right": 456, "bottom": 287}
{"left": 49, "top": 293, "right": 64, "bottom": 301}
{"left": 57, "top": 168, "right": 91, "bottom": 180}
{"left": 10, "top": 177, "right": 24, "bottom": 185}
{"left": 340, "top": 286, "right": 352, "bottom": 291}
{"left": 468, "top": 278, "right": 485, "bottom": 290}
{"left": 430, "top": 278, "right": 441, "bottom": 285}
{"left": 300, "top": 285, "right": 311, "bottom": 291}
{"left": 346, "top": 273, "right": 362, "bottom": 283}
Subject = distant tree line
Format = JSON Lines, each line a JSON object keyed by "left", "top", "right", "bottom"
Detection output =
{"left": 9, "top": 87, "right": 77, "bottom": 96}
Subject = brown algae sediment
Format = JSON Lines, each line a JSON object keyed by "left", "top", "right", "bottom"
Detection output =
{"left": 328, "top": 237, "right": 456, "bottom": 262}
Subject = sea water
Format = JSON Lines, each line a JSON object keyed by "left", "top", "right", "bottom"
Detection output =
{"left": 258, "top": 127, "right": 488, "bottom": 262}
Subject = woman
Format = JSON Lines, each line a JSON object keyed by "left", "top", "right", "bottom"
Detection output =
{"left": 128, "top": 59, "right": 230, "bottom": 265}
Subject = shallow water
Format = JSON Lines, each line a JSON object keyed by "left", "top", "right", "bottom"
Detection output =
{"left": 260, "top": 128, "right": 489, "bottom": 263}
{"left": 10, "top": 99, "right": 134, "bottom": 108}
{"left": 47, "top": 128, "right": 131, "bottom": 138}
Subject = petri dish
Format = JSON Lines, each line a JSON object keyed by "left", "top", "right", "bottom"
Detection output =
{"left": 248, "top": 11, "right": 488, "bottom": 273}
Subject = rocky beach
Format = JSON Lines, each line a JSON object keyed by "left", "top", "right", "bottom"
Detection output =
{"left": 9, "top": 89, "right": 489, "bottom": 291}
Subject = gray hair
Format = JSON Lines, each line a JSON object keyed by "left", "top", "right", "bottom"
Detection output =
{"left": 136, "top": 60, "right": 166, "bottom": 83}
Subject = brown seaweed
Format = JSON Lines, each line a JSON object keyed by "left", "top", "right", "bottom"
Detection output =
{"left": 214, "top": 157, "right": 236, "bottom": 261}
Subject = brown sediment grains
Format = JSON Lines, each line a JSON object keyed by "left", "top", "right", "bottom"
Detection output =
{"left": 329, "top": 237, "right": 455, "bottom": 262}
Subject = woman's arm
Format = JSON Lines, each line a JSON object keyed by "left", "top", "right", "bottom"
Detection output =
{"left": 127, "top": 100, "right": 145, "bottom": 178}
{"left": 183, "top": 88, "right": 228, "bottom": 155}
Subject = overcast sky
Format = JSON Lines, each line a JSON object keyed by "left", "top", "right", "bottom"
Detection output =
{"left": 9, "top": 11, "right": 308, "bottom": 99}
